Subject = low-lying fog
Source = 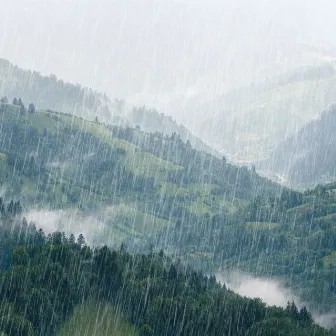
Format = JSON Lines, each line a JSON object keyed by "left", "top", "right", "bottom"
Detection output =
{"left": 24, "top": 208, "right": 119, "bottom": 247}
{"left": 216, "top": 271, "right": 336, "bottom": 329}
{"left": 23, "top": 208, "right": 335, "bottom": 330}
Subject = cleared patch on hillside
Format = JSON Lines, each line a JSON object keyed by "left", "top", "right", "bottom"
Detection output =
{"left": 59, "top": 113, "right": 183, "bottom": 179}
{"left": 245, "top": 222, "right": 280, "bottom": 230}
{"left": 104, "top": 204, "right": 171, "bottom": 237}
{"left": 58, "top": 301, "right": 138, "bottom": 336}
{"left": 187, "top": 202, "right": 210, "bottom": 215}
{"left": 188, "top": 183, "right": 218, "bottom": 196}
{"left": 286, "top": 204, "right": 314, "bottom": 215}
{"left": 125, "top": 151, "right": 182, "bottom": 179}
{"left": 314, "top": 213, "right": 336, "bottom": 223}
{"left": 322, "top": 251, "right": 336, "bottom": 269}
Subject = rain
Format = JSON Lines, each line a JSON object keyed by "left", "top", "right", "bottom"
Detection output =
{"left": 0, "top": 0, "right": 335, "bottom": 335}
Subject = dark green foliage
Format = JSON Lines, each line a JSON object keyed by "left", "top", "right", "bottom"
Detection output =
{"left": 28, "top": 103, "right": 35, "bottom": 114}
{"left": 76, "top": 233, "right": 85, "bottom": 246}
{"left": 0, "top": 222, "right": 332, "bottom": 336}
{"left": 153, "top": 181, "right": 336, "bottom": 316}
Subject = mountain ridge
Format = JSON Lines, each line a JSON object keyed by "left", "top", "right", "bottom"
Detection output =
{"left": 0, "top": 58, "right": 218, "bottom": 157}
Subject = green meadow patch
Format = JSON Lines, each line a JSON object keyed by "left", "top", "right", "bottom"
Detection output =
{"left": 187, "top": 202, "right": 210, "bottom": 215}
{"left": 245, "top": 222, "right": 280, "bottom": 230}
{"left": 125, "top": 151, "right": 182, "bottom": 179}
{"left": 58, "top": 301, "right": 138, "bottom": 336}
{"left": 322, "top": 251, "right": 336, "bottom": 269}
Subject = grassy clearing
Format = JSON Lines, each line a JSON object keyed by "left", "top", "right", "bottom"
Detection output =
{"left": 159, "top": 182, "right": 189, "bottom": 196}
{"left": 322, "top": 251, "right": 336, "bottom": 268}
{"left": 58, "top": 114, "right": 136, "bottom": 152}
{"left": 59, "top": 113, "right": 183, "bottom": 180}
{"left": 31, "top": 111, "right": 63, "bottom": 133}
{"left": 286, "top": 204, "right": 314, "bottom": 215}
{"left": 188, "top": 183, "right": 218, "bottom": 196}
{"left": 245, "top": 222, "right": 280, "bottom": 230}
{"left": 216, "top": 198, "right": 244, "bottom": 215}
{"left": 58, "top": 300, "right": 138, "bottom": 336}
{"left": 159, "top": 183, "right": 218, "bottom": 198}
{"left": 125, "top": 151, "right": 183, "bottom": 179}
{"left": 105, "top": 204, "right": 171, "bottom": 236}
{"left": 314, "top": 213, "right": 336, "bottom": 223}
{"left": 187, "top": 202, "right": 210, "bottom": 215}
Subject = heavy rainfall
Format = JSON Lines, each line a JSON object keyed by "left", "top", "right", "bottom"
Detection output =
{"left": 0, "top": 0, "right": 335, "bottom": 335}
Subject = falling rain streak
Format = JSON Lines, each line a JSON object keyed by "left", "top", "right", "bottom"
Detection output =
{"left": 0, "top": 0, "right": 335, "bottom": 335}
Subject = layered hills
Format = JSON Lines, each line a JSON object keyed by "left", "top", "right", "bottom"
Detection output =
{"left": 0, "top": 59, "right": 216, "bottom": 156}
{"left": 260, "top": 104, "right": 336, "bottom": 188}
{"left": 185, "top": 63, "right": 336, "bottom": 163}
{"left": 1, "top": 59, "right": 336, "bottom": 331}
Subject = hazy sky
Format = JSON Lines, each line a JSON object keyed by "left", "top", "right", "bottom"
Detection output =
{"left": 1, "top": 0, "right": 336, "bottom": 116}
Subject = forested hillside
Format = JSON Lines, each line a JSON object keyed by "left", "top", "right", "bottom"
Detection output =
{"left": 167, "top": 182, "right": 336, "bottom": 319}
{"left": 1, "top": 97, "right": 336, "bottom": 329}
{"left": 0, "top": 99, "right": 279, "bottom": 247}
{"left": 0, "top": 212, "right": 333, "bottom": 336}
{"left": 261, "top": 104, "right": 336, "bottom": 188}
{"left": 127, "top": 106, "right": 218, "bottom": 156}
{"left": 2, "top": 1, "right": 336, "bottom": 335}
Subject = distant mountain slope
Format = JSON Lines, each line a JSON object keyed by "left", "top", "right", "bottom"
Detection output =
{"left": 261, "top": 104, "right": 336, "bottom": 188}
{"left": 0, "top": 58, "right": 217, "bottom": 156}
{"left": 185, "top": 63, "right": 336, "bottom": 163}
{"left": 0, "top": 58, "right": 113, "bottom": 120}
{"left": 127, "top": 106, "right": 219, "bottom": 156}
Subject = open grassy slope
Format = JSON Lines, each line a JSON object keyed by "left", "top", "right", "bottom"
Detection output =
{"left": 58, "top": 301, "right": 138, "bottom": 336}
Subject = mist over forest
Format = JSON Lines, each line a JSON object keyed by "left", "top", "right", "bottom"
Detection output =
{"left": 0, "top": 0, "right": 336, "bottom": 335}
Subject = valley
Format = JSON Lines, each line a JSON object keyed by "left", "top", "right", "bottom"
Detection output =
{"left": 0, "top": 94, "right": 335, "bottom": 331}
{"left": 1, "top": 1, "right": 336, "bottom": 334}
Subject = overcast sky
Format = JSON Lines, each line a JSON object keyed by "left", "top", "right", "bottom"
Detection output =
{"left": 1, "top": 0, "right": 336, "bottom": 116}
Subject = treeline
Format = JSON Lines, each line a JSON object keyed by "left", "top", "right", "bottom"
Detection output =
{"left": 0, "top": 58, "right": 111, "bottom": 119}
{"left": 0, "top": 96, "right": 35, "bottom": 115}
{"left": 0, "top": 221, "right": 334, "bottom": 336}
